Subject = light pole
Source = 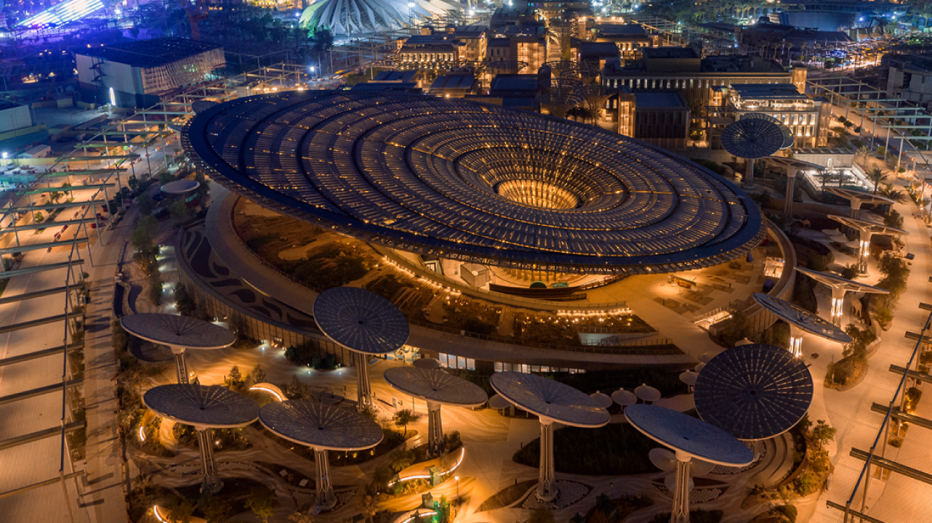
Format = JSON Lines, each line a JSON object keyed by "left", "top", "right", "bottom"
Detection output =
{"left": 455, "top": 476, "right": 460, "bottom": 500}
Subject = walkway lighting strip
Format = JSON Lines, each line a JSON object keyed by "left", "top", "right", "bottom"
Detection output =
{"left": 249, "top": 385, "right": 285, "bottom": 402}
{"left": 388, "top": 446, "right": 466, "bottom": 487}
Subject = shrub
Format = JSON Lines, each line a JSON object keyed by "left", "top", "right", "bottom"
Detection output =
{"left": 875, "top": 307, "right": 893, "bottom": 329}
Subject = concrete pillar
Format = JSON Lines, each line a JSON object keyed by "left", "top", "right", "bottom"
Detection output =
{"left": 857, "top": 230, "right": 873, "bottom": 274}
{"left": 830, "top": 286, "right": 847, "bottom": 326}
{"left": 537, "top": 417, "right": 557, "bottom": 502}
{"left": 671, "top": 452, "right": 692, "bottom": 523}
{"left": 850, "top": 199, "right": 862, "bottom": 219}
{"left": 427, "top": 400, "right": 444, "bottom": 458}
{"left": 354, "top": 351, "right": 373, "bottom": 411}
{"left": 313, "top": 447, "right": 337, "bottom": 513}
{"left": 789, "top": 324, "right": 803, "bottom": 358}
{"left": 784, "top": 167, "right": 797, "bottom": 218}
{"left": 744, "top": 159, "right": 755, "bottom": 188}
{"left": 196, "top": 427, "right": 222, "bottom": 494}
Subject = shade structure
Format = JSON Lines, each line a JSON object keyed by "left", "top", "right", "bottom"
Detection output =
{"left": 722, "top": 118, "right": 785, "bottom": 188}
{"left": 626, "top": 404, "right": 753, "bottom": 523}
{"left": 144, "top": 384, "right": 259, "bottom": 494}
{"left": 694, "top": 344, "right": 813, "bottom": 441}
{"left": 299, "top": 0, "right": 462, "bottom": 35}
{"left": 679, "top": 371, "right": 699, "bottom": 388}
{"left": 827, "top": 215, "right": 909, "bottom": 274}
{"left": 698, "top": 352, "right": 714, "bottom": 363}
{"left": 121, "top": 314, "right": 236, "bottom": 383}
{"left": 795, "top": 267, "right": 890, "bottom": 325}
{"left": 635, "top": 383, "right": 661, "bottom": 403}
{"left": 383, "top": 367, "right": 488, "bottom": 456}
{"left": 185, "top": 91, "right": 765, "bottom": 277}
{"left": 590, "top": 391, "right": 613, "bottom": 409}
{"left": 753, "top": 293, "right": 852, "bottom": 357}
{"left": 734, "top": 338, "right": 753, "bottom": 347}
{"left": 491, "top": 372, "right": 609, "bottom": 502}
{"left": 826, "top": 187, "right": 894, "bottom": 219}
{"left": 740, "top": 113, "right": 794, "bottom": 150}
{"left": 313, "top": 287, "right": 409, "bottom": 410}
{"left": 488, "top": 394, "right": 513, "bottom": 410}
{"left": 721, "top": 119, "right": 786, "bottom": 160}
{"left": 260, "top": 400, "right": 382, "bottom": 513}
{"left": 611, "top": 388, "right": 637, "bottom": 406}
{"left": 161, "top": 179, "right": 200, "bottom": 195}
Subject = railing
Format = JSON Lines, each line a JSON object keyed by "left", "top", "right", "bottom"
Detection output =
{"left": 831, "top": 309, "right": 932, "bottom": 522}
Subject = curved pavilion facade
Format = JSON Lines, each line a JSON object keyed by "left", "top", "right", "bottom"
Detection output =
{"left": 183, "top": 91, "right": 764, "bottom": 276}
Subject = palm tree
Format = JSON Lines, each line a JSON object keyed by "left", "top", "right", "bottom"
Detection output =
{"left": 856, "top": 145, "right": 871, "bottom": 166}
{"left": 866, "top": 167, "right": 886, "bottom": 194}
{"left": 877, "top": 185, "right": 910, "bottom": 205}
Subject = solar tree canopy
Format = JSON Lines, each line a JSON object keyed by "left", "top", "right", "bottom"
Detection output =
{"left": 143, "top": 385, "right": 259, "bottom": 429}
{"left": 184, "top": 91, "right": 764, "bottom": 275}
{"left": 694, "top": 344, "right": 814, "bottom": 440}
{"left": 721, "top": 119, "right": 785, "bottom": 159}
{"left": 794, "top": 267, "right": 890, "bottom": 295}
{"left": 383, "top": 367, "right": 488, "bottom": 407}
{"left": 161, "top": 180, "right": 200, "bottom": 195}
{"left": 192, "top": 100, "right": 219, "bottom": 114}
{"left": 121, "top": 313, "right": 236, "bottom": 350}
{"left": 625, "top": 404, "right": 754, "bottom": 466}
{"left": 826, "top": 187, "right": 894, "bottom": 207}
{"left": 752, "top": 294, "right": 852, "bottom": 343}
{"left": 490, "top": 372, "right": 610, "bottom": 427}
{"left": 739, "top": 113, "right": 793, "bottom": 149}
{"left": 313, "top": 287, "right": 409, "bottom": 355}
{"left": 259, "top": 400, "right": 383, "bottom": 451}
{"left": 828, "top": 215, "right": 909, "bottom": 237}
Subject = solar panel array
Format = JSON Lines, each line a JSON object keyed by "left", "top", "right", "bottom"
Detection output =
{"left": 185, "top": 91, "right": 764, "bottom": 274}
{"left": 695, "top": 344, "right": 813, "bottom": 440}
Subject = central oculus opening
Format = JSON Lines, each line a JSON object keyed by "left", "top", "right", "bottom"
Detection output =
{"left": 496, "top": 180, "right": 580, "bottom": 209}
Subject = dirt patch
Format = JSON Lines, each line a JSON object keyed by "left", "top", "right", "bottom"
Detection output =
{"left": 476, "top": 480, "right": 537, "bottom": 511}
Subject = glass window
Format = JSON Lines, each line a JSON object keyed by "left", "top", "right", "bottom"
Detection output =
{"left": 467, "top": 359, "right": 475, "bottom": 371}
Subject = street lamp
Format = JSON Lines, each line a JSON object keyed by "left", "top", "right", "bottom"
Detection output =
{"left": 455, "top": 476, "right": 460, "bottom": 500}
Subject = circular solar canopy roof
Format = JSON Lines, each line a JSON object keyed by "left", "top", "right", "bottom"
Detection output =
{"left": 185, "top": 92, "right": 763, "bottom": 275}
{"left": 384, "top": 367, "right": 488, "bottom": 407}
{"left": 490, "top": 371, "right": 610, "bottom": 427}
{"left": 753, "top": 294, "right": 852, "bottom": 343}
{"left": 828, "top": 215, "right": 909, "bottom": 237}
{"left": 625, "top": 404, "right": 753, "bottom": 466}
{"left": 121, "top": 314, "right": 236, "bottom": 349}
{"left": 192, "top": 100, "right": 220, "bottom": 114}
{"left": 144, "top": 384, "right": 259, "bottom": 428}
{"left": 740, "top": 114, "right": 793, "bottom": 150}
{"left": 161, "top": 179, "right": 200, "bottom": 195}
{"left": 694, "top": 344, "right": 813, "bottom": 440}
{"left": 721, "top": 119, "right": 785, "bottom": 159}
{"left": 826, "top": 187, "right": 894, "bottom": 207}
{"left": 313, "top": 287, "right": 409, "bottom": 355}
{"left": 259, "top": 400, "right": 383, "bottom": 451}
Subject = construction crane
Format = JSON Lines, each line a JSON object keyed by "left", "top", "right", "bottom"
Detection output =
{"left": 178, "top": 0, "right": 209, "bottom": 40}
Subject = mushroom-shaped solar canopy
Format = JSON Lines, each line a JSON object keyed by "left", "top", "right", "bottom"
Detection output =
{"left": 828, "top": 215, "right": 909, "bottom": 238}
{"left": 192, "top": 100, "right": 220, "bottom": 114}
{"left": 590, "top": 391, "right": 613, "bottom": 409}
{"left": 384, "top": 367, "right": 488, "bottom": 456}
{"left": 313, "top": 287, "right": 408, "bottom": 355}
{"left": 259, "top": 400, "right": 383, "bottom": 451}
{"left": 488, "top": 394, "right": 513, "bottom": 410}
{"left": 694, "top": 344, "right": 813, "bottom": 441}
{"left": 144, "top": 384, "right": 258, "bottom": 495}
{"left": 121, "top": 314, "right": 235, "bottom": 383}
{"left": 679, "top": 371, "right": 699, "bottom": 388}
{"left": 795, "top": 267, "right": 890, "bottom": 325}
{"left": 626, "top": 404, "right": 753, "bottom": 523}
{"left": 144, "top": 384, "right": 259, "bottom": 428}
{"left": 489, "top": 372, "right": 609, "bottom": 427}
{"left": 161, "top": 179, "right": 200, "bottom": 195}
{"left": 491, "top": 372, "right": 609, "bottom": 502}
{"left": 753, "top": 293, "right": 851, "bottom": 358}
{"left": 721, "top": 119, "right": 785, "bottom": 160}
{"left": 260, "top": 400, "right": 382, "bottom": 513}
{"left": 740, "top": 113, "right": 794, "bottom": 150}
{"left": 314, "top": 287, "right": 409, "bottom": 410}
{"left": 122, "top": 314, "right": 236, "bottom": 350}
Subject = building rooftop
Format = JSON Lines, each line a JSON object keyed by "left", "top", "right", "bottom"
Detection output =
{"left": 0, "top": 100, "right": 23, "bottom": 111}
{"left": 185, "top": 91, "right": 764, "bottom": 275}
{"left": 487, "top": 38, "right": 510, "bottom": 47}
{"left": 731, "top": 83, "right": 808, "bottom": 101}
{"left": 579, "top": 42, "right": 621, "bottom": 58}
{"left": 75, "top": 37, "right": 222, "bottom": 68}
{"left": 642, "top": 47, "right": 700, "bottom": 59}
{"left": 373, "top": 70, "right": 418, "bottom": 83}
{"left": 429, "top": 73, "right": 476, "bottom": 90}
{"left": 489, "top": 74, "right": 538, "bottom": 94}
{"left": 594, "top": 23, "right": 648, "bottom": 35}
{"left": 635, "top": 92, "right": 686, "bottom": 108}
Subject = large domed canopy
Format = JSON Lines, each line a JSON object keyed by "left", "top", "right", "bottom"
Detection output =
{"left": 185, "top": 91, "right": 763, "bottom": 275}
{"left": 299, "top": 0, "right": 461, "bottom": 35}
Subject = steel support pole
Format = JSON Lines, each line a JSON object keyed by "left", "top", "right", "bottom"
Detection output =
{"left": 196, "top": 427, "right": 222, "bottom": 494}
{"left": 171, "top": 347, "right": 189, "bottom": 384}
{"left": 537, "top": 417, "right": 557, "bottom": 502}
{"left": 784, "top": 169, "right": 796, "bottom": 218}
{"left": 354, "top": 351, "right": 373, "bottom": 411}
{"left": 313, "top": 447, "right": 337, "bottom": 513}
{"left": 427, "top": 400, "right": 444, "bottom": 458}
{"left": 671, "top": 454, "right": 692, "bottom": 523}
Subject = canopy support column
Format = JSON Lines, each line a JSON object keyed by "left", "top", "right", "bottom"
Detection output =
{"left": 427, "top": 399, "right": 444, "bottom": 458}
{"left": 671, "top": 452, "right": 692, "bottom": 523}
{"left": 196, "top": 427, "right": 222, "bottom": 494}
{"left": 537, "top": 417, "right": 557, "bottom": 502}
{"left": 354, "top": 351, "right": 373, "bottom": 411}
{"left": 313, "top": 448, "right": 337, "bottom": 513}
